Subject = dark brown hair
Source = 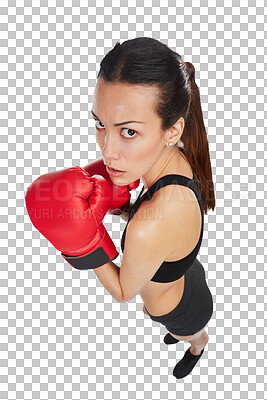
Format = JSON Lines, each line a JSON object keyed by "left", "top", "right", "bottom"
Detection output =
{"left": 97, "top": 37, "right": 215, "bottom": 213}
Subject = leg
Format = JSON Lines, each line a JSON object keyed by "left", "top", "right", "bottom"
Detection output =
{"left": 172, "top": 325, "right": 209, "bottom": 379}
{"left": 188, "top": 329, "right": 209, "bottom": 355}
{"left": 168, "top": 324, "right": 209, "bottom": 355}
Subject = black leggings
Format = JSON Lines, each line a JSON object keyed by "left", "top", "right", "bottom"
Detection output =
{"left": 144, "top": 258, "right": 214, "bottom": 336}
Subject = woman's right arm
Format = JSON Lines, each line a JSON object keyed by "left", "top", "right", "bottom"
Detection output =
{"left": 120, "top": 201, "right": 134, "bottom": 223}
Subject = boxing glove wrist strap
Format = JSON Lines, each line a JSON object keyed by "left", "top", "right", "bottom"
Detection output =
{"left": 62, "top": 248, "right": 119, "bottom": 270}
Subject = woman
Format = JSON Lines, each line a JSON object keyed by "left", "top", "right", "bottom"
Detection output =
{"left": 92, "top": 37, "right": 215, "bottom": 379}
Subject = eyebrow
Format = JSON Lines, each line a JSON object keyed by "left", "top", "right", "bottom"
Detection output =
{"left": 91, "top": 110, "right": 144, "bottom": 126}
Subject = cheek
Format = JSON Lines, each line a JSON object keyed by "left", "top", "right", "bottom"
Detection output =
{"left": 95, "top": 131, "right": 104, "bottom": 149}
{"left": 134, "top": 141, "right": 163, "bottom": 169}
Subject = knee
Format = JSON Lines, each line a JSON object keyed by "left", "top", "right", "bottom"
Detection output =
{"left": 202, "top": 330, "right": 209, "bottom": 344}
{"left": 198, "top": 329, "right": 209, "bottom": 341}
{"left": 190, "top": 330, "right": 209, "bottom": 345}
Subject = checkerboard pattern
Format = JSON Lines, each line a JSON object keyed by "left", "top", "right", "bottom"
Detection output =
{"left": 1, "top": 1, "right": 266, "bottom": 398}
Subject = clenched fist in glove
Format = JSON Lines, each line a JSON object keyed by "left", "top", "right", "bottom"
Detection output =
{"left": 83, "top": 158, "right": 139, "bottom": 215}
{"left": 25, "top": 166, "right": 119, "bottom": 270}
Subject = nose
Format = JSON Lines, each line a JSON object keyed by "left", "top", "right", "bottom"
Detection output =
{"left": 101, "top": 131, "right": 120, "bottom": 160}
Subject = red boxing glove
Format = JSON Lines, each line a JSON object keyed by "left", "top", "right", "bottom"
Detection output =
{"left": 25, "top": 166, "right": 119, "bottom": 270}
{"left": 83, "top": 158, "right": 140, "bottom": 215}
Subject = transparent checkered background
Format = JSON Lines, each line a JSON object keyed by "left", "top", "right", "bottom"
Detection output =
{"left": 1, "top": 1, "right": 266, "bottom": 399}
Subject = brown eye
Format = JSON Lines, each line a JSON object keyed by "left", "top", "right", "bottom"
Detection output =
{"left": 94, "top": 118, "right": 137, "bottom": 139}
{"left": 94, "top": 120, "right": 105, "bottom": 129}
{"left": 121, "top": 128, "right": 137, "bottom": 139}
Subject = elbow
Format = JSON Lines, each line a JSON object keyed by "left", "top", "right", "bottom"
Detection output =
{"left": 119, "top": 292, "right": 129, "bottom": 303}
{"left": 113, "top": 294, "right": 126, "bottom": 303}
{"left": 120, "top": 293, "right": 132, "bottom": 303}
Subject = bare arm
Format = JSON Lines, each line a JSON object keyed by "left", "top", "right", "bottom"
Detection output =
{"left": 94, "top": 261, "right": 123, "bottom": 303}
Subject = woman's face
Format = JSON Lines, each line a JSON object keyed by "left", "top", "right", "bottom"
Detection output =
{"left": 91, "top": 78, "right": 175, "bottom": 186}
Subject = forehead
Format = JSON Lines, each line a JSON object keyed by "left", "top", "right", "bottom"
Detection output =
{"left": 93, "top": 79, "right": 159, "bottom": 116}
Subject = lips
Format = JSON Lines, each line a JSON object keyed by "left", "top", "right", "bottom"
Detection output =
{"left": 107, "top": 166, "right": 125, "bottom": 172}
{"left": 106, "top": 166, "right": 126, "bottom": 177}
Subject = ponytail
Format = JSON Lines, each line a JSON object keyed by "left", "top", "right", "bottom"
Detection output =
{"left": 181, "top": 61, "right": 215, "bottom": 213}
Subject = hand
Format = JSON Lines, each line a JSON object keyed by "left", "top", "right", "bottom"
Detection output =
{"left": 83, "top": 158, "right": 140, "bottom": 215}
{"left": 25, "top": 166, "right": 119, "bottom": 270}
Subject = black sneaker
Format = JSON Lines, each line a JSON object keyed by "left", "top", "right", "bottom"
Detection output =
{"left": 163, "top": 333, "right": 180, "bottom": 345}
{"left": 173, "top": 347, "right": 204, "bottom": 379}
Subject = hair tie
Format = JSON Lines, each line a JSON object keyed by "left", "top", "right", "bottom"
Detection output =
{"left": 181, "top": 59, "right": 195, "bottom": 83}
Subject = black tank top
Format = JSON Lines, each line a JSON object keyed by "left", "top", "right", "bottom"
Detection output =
{"left": 120, "top": 170, "right": 204, "bottom": 283}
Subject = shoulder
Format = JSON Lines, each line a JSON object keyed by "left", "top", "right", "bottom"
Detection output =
{"left": 122, "top": 195, "right": 174, "bottom": 268}
{"left": 144, "top": 183, "right": 200, "bottom": 222}
{"left": 127, "top": 183, "right": 201, "bottom": 256}
{"left": 153, "top": 182, "right": 198, "bottom": 208}
{"left": 129, "top": 184, "right": 199, "bottom": 241}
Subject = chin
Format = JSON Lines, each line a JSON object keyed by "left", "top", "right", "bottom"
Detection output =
{"left": 111, "top": 179, "right": 127, "bottom": 186}
{"left": 110, "top": 176, "right": 129, "bottom": 186}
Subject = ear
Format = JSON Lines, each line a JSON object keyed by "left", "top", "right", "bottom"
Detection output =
{"left": 164, "top": 117, "right": 185, "bottom": 146}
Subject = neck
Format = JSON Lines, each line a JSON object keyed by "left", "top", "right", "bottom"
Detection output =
{"left": 142, "top": 146, "right": 181, "bottom": 190}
